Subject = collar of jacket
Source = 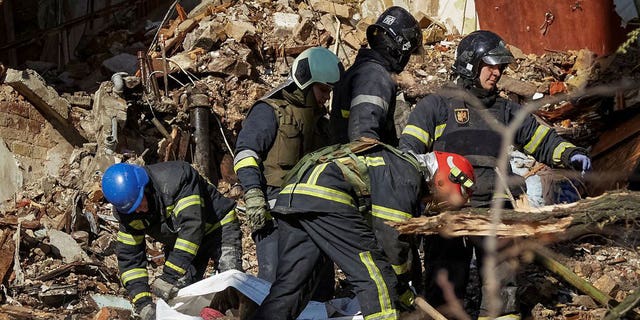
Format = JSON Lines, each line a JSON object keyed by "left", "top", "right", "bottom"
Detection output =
{"left": 281, "top": 84, "right": 317, "bottom": 109}
{"left": 355, "top": 48, "right": 394, "bottom": 72}
{"left": 456, "top": 78, "right": 498, "bottom": 106}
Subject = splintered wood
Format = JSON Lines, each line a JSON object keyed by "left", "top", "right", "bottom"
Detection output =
{"left": 389, "top": 192, "right": 640, "bottom": 241}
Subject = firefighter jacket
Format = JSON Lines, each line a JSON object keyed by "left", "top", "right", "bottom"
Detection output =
{"left": 115, "top": 161, "right": 240, "bottom": 309}
{"left": 234, "top": 84, "right": 328, "bottom": 192}
{"left": 272, "top": 144, "right": 424, "bottom": 282}
{"left": 330, "top": 48, "right": 398, "bottom": 145}
{"left": 399, "top": 86, "right": 588, "bottom": 203}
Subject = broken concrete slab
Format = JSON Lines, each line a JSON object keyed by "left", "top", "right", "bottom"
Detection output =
{"left": 224, "top": 20, "right": 256, "bottom": 42}
{"left": 101, "top": 53, "right": 138, "bottom": 75}
{"left": 309, "top": 0, "right": 354, "bottom": 19}
{"left": 273, "top": 12, "right": 300, "bottom": 37}
{"left": 499, "top": 75, "right": 539, "bottom": 99}
{"left": 47, "top": 229, "right": 91, "bottom": 263}
{"left": 4, "top": 69, "right": 88, "bottom": 147}
{"left": 0, "top": 137, "right": 22, "bottom": 204}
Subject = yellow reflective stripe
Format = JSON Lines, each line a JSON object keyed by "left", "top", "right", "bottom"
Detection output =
{"left": 174, "top": 238, "right": 199, "bottom": 255}
{"left": 371, "top": 205, "right": 412, "bottom": 222}
{"left": 165, "top": 261, "right": 186, "bottom": 275}
{"left": 341, "top": 109, "right": 350, "bottom": 118}
{"left": 174, "top": 195, "right": 203, "bottom": 216}
{"left": 523, "top": 125, "right": 550, "bottom": 154}
{"left": 450, "top": 166, "right": 461, "bottom": 176}
{"left": 552, "top": 142, "right": 574, "bottom": 164}
{"left": 166, "top": 205, "right": 174, "bottom": 217}
{"left": 359, "top": 251, "right": 394, "bottom": 314}
{"left": 392, "top": 260, "right": 410, "bottom": 275}
{"left": 132, "top": 291, "right": 152, "bottom": 304}
{"left": 233, "top": 156, "right": 259, "bottom": 173}
{"left": 221, "top": 209, "right": 237, "bottom": 225}
{"left": 117, "top": 231, "right": 144, "bottom": 246}
{"left": 462, "top": 178, "right": 474, "bottom": 188}
{"left": 401, "top": 125, "right": 432, "bottom": 147}
{"left": 307, "top": 163, "right": 329, "bottom": 185}
{"left": 281, "top": 183, "right": 355, "bottom": 207}
{"left": 121, "top": 268, "right": 148, "bottom": 285}
{"left": 434, "top": 123, "right": 446, "bottom": 140}
{"left": 365, "top": 310, "right": 399, "bottom": 320}
{"left": 204, "top": 209, "right": 238, "bottom": 235}
{"left": 364, "top": 156, "right": 385, "bottom": 167}
{"left": 128, "top": 220, "right": 145, "bottom": 230}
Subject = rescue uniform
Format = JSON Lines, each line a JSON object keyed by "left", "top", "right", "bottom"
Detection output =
{"left": 398, "top": 86, "right": 588, "bottom": 307}
{"left": 252, "top": 144, "right": 423, "bottom": 320}
{"left": 116, "top": 161, "right": 242, "bottom": 311}
{"left": 233, "top": 83, "right": 333, "bottom": 296}
{"left": 331, "top": 48, "right": 399, "bottom": 145}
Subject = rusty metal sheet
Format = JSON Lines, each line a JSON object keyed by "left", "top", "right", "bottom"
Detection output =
{"left": 475, "top": 0, "right": 630, "bottom": 56}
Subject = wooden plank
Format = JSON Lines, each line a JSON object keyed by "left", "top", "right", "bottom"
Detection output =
{"left": 591, "top": 112, "right": 640, "bottom": 158}
{"left": 0, "top": 229, "right": 15, "bottom": 282}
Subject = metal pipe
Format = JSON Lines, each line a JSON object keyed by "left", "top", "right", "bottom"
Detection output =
{"left": 111, "top": 72, "right": 128, "bottom": 95}
{"left": 104, "top": 117, "right": 118, "bottom": 153}
{"left": 188, "top": 91, "right": 212, "bottom": 179}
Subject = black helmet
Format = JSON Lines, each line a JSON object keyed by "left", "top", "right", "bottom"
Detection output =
{"left": 366, "top": 6, "right": 422, "bottom": 73}
{"left": 452, "top": 30, "right": 514, "bottom": 80}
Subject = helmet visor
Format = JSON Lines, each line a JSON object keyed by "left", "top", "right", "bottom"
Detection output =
{"left": 481, "top": 46, "right": 514, "bottom": 66}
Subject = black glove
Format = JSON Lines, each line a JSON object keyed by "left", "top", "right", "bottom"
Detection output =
{"left": 137, "top": 302, "right": 156, "bottom": 320}
{"left": 151, "top": 276, "right": 180, "bottom": 301}
{"left": 244, "top": 188, "right": 269, "bottom": 234}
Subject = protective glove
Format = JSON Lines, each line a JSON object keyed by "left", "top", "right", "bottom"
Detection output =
{"left": 570, "top": 154, "right": 592, "bottom": 172}
{"left": 398, "top": 287, "right": 416, "bottom": 311}
{"left": 151, "top": 276, "right": 180, "bottom": 301}
{"left": 138, "top": 302, "right": 156, "bottom": 320}
{"left": 244, "top": 188, "right": 269, "bottom": 234}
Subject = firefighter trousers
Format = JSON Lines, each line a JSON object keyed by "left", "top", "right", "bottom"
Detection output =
{"left": 251, "top": 210, "right": 401, "bottom": 320}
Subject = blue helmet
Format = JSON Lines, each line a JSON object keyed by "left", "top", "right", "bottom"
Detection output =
{"left": 101, "top": 163, "right": 149, "bottom": 214}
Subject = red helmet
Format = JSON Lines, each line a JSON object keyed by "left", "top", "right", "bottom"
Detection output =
{"left": 432, "top": 151, "right": 475, "bottom": 208}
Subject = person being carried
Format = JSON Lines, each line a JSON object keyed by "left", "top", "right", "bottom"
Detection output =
{"left": 101, "top": 161, "right": 243, "bottom": 320}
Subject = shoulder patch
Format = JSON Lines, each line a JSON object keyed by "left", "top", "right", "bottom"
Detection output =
{"left": 454, "top": 108, "right": 469, "bottom": 124}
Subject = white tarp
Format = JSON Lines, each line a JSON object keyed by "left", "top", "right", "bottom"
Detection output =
{"left": 156, "top": 270, "right": 364, "bottom": 320}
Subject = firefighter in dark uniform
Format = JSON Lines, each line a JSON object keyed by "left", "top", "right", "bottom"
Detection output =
{"left": 101, "top": 161, "right": 243, "bottom": 320}
{"left": 398, "top": 30, "right": 593, "bottom": 319}
{"left": 233, "top": 46, "right": 344, "bottom": 294}
{"left": 250, "top": 140, "right": 476, "bottom": 320}
{"left": 331, "top": 6, "right": 422, "bottom": 145}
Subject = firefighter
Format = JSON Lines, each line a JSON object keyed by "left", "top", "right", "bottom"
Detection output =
{"left": 101, "top": 161, "right": 243, "bottom": 320}
{"left": 233, "top": 46, "right": 344, "bottom": 296}
{"left": 250, "top": 139, "right": 475, "bottom": 320}
{"left": 330, "top": 6, "right": 422, "bottom": 145}
{"left": 398, "top": 30, "right": 592, "bottom": 319}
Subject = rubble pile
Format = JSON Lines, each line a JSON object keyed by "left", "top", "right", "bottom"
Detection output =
{"left": 0, "top": 0, "right": 639, "bottom": 319}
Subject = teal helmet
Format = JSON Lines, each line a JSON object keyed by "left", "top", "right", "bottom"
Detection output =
{"left": 291, "top": 46, "right": 344, "bottom": 90}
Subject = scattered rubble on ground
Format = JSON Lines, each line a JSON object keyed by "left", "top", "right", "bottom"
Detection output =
{"left": 0, "top": 0, "right": 639, "bottom": 319}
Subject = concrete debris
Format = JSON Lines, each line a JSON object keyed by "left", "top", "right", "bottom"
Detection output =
{"left": 47, "top": 229, "right": 92, "bottom": 263}
{"left": 0, "top": 0, "right": 639, "bottom": 319}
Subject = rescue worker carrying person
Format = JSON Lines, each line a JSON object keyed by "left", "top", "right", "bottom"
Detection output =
{"left": 101, "top": 161, "right": 243, "bottom": 320}
{"left": 398, "top": 30, "right": 592, "bottom": 319}
{"left": 233, "top": 46, "right": 344, "bottom": 299}
{"left": 331, "top": 6, "right": 422, "bottom": 145}
{"left": 249, "top": 138, "right": 475, "bottom": 320}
